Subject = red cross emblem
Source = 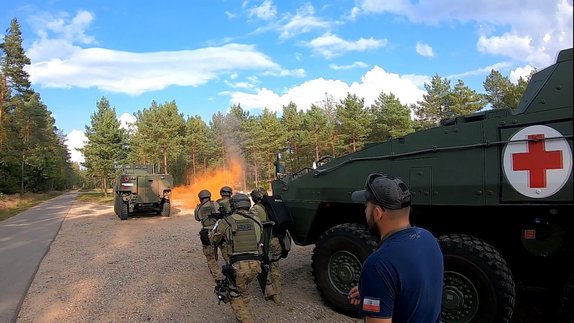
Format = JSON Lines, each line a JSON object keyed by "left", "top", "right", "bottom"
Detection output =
{"left": 511, "top": 134, "right": 563, "bottom": 188}
{"left": 503, "top": 125, "right": 572, "bottom": 199}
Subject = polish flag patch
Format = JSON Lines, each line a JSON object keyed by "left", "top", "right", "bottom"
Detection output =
{"left": 362, "top": 297, "right": 380, "bottom": 312}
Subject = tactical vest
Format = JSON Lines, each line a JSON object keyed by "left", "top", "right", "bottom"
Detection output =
{"left": 195, "top": 201, "right": 219, "bottom": 229}
{"left": 224, "top": 210, "right": 261, "bottom": 257}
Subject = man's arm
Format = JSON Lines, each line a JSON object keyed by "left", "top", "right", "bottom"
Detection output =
{"left": 209, "top": 219, "right": 226, "bottom": 245}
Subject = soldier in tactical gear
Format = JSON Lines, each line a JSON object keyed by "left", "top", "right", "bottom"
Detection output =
{"left": 217, "top": 186, "right": 233, "bottom": 216}
{"left": 194, "top": 189, "right": 226, "bottom": 283}
{"left": 250, "top": 187, "right": 284, "bottom": 304}
{"left": 210, "top": 193, "right": 262, "bottom": 323}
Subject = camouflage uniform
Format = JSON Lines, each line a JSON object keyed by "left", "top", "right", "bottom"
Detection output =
{"left": 217, "top": 186, "right": 233, "bottom": 215}
{"left": 194, "top": 198, "right": 225, "bottom": 282}
{"left": 210, "top": 203, "right": 262, "bottom": 323}
{"left": 251, "top": 202, "right": 283, "bottom": 304}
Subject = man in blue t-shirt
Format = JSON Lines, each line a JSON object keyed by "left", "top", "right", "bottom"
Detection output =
{"left": 348, "top": 173, "right": 444, "bottom": 323}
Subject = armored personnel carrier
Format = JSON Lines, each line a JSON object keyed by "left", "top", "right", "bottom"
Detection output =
{"left": 271, "top": 48, "right": 573, "bottom": 322}
{"left": 113, "top": 164, "right": 173, "bottom": 220}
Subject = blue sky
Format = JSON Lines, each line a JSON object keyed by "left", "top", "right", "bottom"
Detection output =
{"left": 1, "top": 0, "right": 572, "bottom": 163}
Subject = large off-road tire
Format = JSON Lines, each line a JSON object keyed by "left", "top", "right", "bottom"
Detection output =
{"left": 161, "top": 202, "right": 171, "bottom": 217}
{"left": 439, "top": 234, "right": 515, "bottom": 323}
{"left": 312, "top": 223, "right": 378, "bottom": 315}
{"left": 119, "top": 201, "right": 129, "bottom": 221}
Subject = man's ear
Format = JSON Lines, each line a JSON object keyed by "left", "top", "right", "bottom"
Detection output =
{"left": 374, "top": 204, "right": 385, "bottom": 221}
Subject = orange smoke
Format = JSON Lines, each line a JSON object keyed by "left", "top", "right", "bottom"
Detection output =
{"left": 172, "top": 157, "right": 245, "bottom": 209}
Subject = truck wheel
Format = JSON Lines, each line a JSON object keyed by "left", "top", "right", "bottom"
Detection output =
{"left": 113, "top": 197, "right": 118, "bottom": 217}
{"left": 439, "top": 234, "right": 515, "bottom": 323}
{"left": 119, "top": 201, "right": 129, "bottom": 221}
{"left": 161, "top": 202, "right": 171, "bottom": 217}
{"left": 312, "top": 223, "right": 378, "bottom": 315}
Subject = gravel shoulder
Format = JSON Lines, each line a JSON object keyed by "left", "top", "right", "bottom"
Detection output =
{"left": 17, "top": 200, "right": 361, "bottom": 323}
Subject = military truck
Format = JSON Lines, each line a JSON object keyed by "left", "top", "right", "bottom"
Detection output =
{"left": 271, "top": 48, "right": 573, "bottom": 322}
{"left": 113, "top": 164, "right": 173, "bottom": 220}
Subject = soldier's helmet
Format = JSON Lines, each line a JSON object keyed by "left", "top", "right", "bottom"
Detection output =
{"left": 230, "top": 193, "right": 251, "bottom": 211}
{"left": 198, "top": 189, "right": 211, "bottom": 200}
{"left": 220, "top": 186, "right": 233, "bottom": 197}
{"left": 250, "top": 188, "right": 268, "bottom": 203}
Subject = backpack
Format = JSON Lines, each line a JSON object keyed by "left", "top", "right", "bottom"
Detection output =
{"left": 259, "top": 195, "right": 294, "bottom": 236}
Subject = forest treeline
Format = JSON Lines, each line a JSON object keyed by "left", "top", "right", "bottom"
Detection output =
{"left": 0, "top": 18, "right": 531, "bottom": 195}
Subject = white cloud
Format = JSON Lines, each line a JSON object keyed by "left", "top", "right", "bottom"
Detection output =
{"left": 28, "top": 10, "right": 96, "bottom": 45}
{"left": 415, "top": 42, "right": 434, "bottom": 57}
{"left": 24, "top": 11, "right": 300, "bottom": 96}
{"left": 447, "top": 61, "right": 511, "bottom": 79}
{"left": 118, "top": 113, "right": 136, "bottom": 131}
{"left": 278, "top": 4, "right": 331, "bottom": 40}
{"left": 355, "top": 0, "right": 573, "bottom": 69}
{"left": 304, "top": 32, "right": 387, "bottom": 59}
{"left": 249, "top": 0, "right": 277, "bottom": 20}
{"left": 228, "top": 66, "right": 427, "bottom": 113}
{"left": 509, "top": 65, "right": 535, "bottom": 83}
{"left": 65, "top": 129, "right": 87, "bottom": 164}
{"left": 330, "top": 61, "right": 369, "bottom": 70}
{"left": 26, "top": 43, "right": 293, "bottom": 95}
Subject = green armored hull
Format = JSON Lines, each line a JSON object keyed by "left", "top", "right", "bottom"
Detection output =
{"left": 113, "top": 164, "right": 173, "bottom": 220}
{"left": 272, "top": 48, "right": 573, "bottom": 322}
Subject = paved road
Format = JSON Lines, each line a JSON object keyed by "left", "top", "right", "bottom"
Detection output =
{"left": 0, "top": 191, "right": 77, "bottom": 323}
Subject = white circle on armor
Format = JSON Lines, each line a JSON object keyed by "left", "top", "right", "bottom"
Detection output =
{"left": 503, "top": 125, "right": 572, "bottom": 198}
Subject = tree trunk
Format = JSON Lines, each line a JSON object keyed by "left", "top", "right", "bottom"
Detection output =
{"left": 163, "top": 146, "right": 169, "bottom": 174}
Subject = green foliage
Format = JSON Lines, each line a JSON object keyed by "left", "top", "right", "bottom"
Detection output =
{"left": 414, "top": 74, "right": 452, "bottom": 125}
{"left": 303, "top": 103, "right": 330, "bottom": 161}
{"left": 369, "top": 91, "right": 413, "bottom": 141}
{"left": 80, "top": 97, "right": 128, "bottom": 195}
{"left": 130, "top": 100, "right": 185, "bottom": 175}
{"left": 415, "top": 74, "right": 486, "bottom": 127}
{"left": 336, "top": 93, "right": 370, "bottom": 153}
{"left": 0, "top": 18, "right": 74, "bottom": 194}
{"left": 450, "top": 80, "right": 485, "bottom": 116}
{"left": 483, "top": 70, "right": 532, "bottom": 110}
{"left": 281, "top": 102, "right": 305, "bottom": 171}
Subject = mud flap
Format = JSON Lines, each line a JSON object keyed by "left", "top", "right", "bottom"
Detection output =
{"left": 257, "top": 221, "right": 274, "bottom": 296}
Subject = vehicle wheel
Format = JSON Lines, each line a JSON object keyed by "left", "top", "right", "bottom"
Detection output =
{"left": 161, "top": 202, "right": 171, "bottom": 217}
{"left": 119, "top": 201, "right": 129, "bottom": 221}
{"left": 439, "top": 234, "right": 515, "bottom": 323}
{"left": 559, "top": 272, "right": 574, "bottom": 323}
{"left": 312, "top": 223, "right": 378, "bottom": 315}
{"left": 114, "top": 196, "right": 121, "bottom": 217}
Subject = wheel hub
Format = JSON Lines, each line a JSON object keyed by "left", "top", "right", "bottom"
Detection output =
{"left": 328, "top": 251, "right": 361, "bottom": 294}
{"left": 441, "top": 271, "right": 479, "bottom": 323}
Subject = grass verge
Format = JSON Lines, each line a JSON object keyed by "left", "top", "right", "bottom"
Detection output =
{"left": 76, "top": 189, "right": 115, "bottom": 203}
{"left": 0, "top": 191, "right": 65, "bottom": 221}
{"left": 0, "top": 189, "right": 115, "bottom": 221}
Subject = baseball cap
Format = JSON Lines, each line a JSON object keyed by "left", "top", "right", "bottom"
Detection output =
{"left": 351, "top": 173, "right": 411, "bottom": 210}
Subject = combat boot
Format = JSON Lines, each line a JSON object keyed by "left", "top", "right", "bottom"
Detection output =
{"left": 271, "top": 294, "right": 282, "bottom": 305}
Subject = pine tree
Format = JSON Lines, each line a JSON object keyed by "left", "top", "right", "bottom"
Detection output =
{"left": 369, "top": 91, "right": 413, "bottom": 141}
{"left": 131, "top": 100, "right": 185, "bottom": 174}
{"left": 414, "top": 74, "right": 452, "bottom": 126}
{"left": 80, "top": 97, "right": 129, "bottom": 196}
{"left": 336, "top": 93, "right": 370, "bottom": 153}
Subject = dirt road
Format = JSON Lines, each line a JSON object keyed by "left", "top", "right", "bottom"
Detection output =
{"left": 16, "top": 200, "right": 361, "bottom": 323}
